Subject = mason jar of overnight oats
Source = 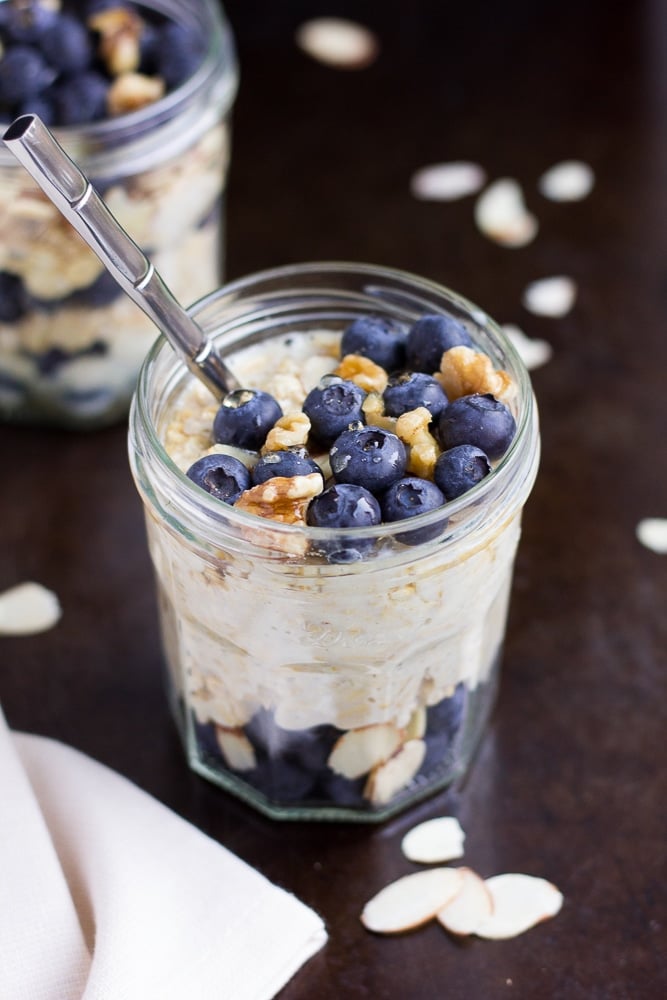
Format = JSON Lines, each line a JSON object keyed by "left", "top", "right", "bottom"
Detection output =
{"left": 0, "top": 0, "right": 237, "bottom": 428}
{"left": 129, "top": 263, "right": 540, "bottom": 822}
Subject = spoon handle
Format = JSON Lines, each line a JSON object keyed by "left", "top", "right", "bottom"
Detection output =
{"left": 3, "top": 114, "right": 237, "bottom": 398}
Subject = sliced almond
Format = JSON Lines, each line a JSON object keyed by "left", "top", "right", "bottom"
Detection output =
{"left": 437, "top": 867, "right": 493, "bottom": 935}
{"left": 401, "top": 816, "right": 466, "bottom": 864}
{"left": 502, "top": 323, "right": 553, "bottom": 371}
{"left": 474, "top": 179, "right": 538, "bottom": 247}
{"left": 538, "top": 160, "right": 595, "bottom": 202}
{"left": 214, "top": 727, "right": 257, "bottom": 772}
{"left": 636, "top": 517, "right": 667, "bottom": 554}
{"left": 328, "top": 723, "right": 403, "bottom": 779}
{"left": 0, "top": 582, "right": 62, "bottom": 636}
{"left": 405, "top": 705, "right": 427, "bottom": 740}
{"left": 364, "top": 739, "right": 426, "bottom": 806}
{"left": 522, "top": 276, "right": 576, "bottom": 317}
{"left": 361, "top": 867, "right": 465, "bottom": 934}
{"left": 475, "top": 873, "right": 563, "bottom": 939}
{"left": 295, "top": 18, "right": 379, "bottom": 69}
{"left": 410, "top": 161, "right": 487, "bottom": 202}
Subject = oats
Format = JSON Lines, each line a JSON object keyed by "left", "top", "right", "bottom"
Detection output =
{"left": 296, "top": 17, "right": 379, "bottom": 69}
{"left": 501, "top": 323, "right": 553, "bottom": 370}
{"left": 636, "top": 517, "right": 667, "bottom": 554}
{"left": 364, "top": 739, "right": 426, "bottom": 805}
{"left": 474, "top": 179, "right": 538, "bottom": 247}
{"left": 0, "top": 582, "right": 62, "bottom": 636}
{"left": 538, "top": 160, "right": 595, "bottom": 202}
{"left": 401, "top": 816, "right": 466, "bottom": 864}
{"left": 328, "top": 723, "right": 403, "bottom": 779}
{"left": 475, "top": 873, "right": 563, "bottom": 939}
{"left": 410, "top": 161, "right": 487, "bottom": 202}
{"left": 361, "top": 867, "right": 465, "bottom": 934}
{"left": 522, "top": 276, "right": 577, "bottom": 317}
{"left": 437, "top": 867, "right": 494, "bottom": 935}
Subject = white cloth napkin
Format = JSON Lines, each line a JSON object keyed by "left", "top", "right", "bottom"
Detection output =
{"left": 0, "top": 709, "right": 327, "bottom": 1000}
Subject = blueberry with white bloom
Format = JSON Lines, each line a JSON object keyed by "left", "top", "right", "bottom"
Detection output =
{"left": 330, "top": 426, "right": 407, "bottom": 495}
{"left": 341, "top": 315, "right": 407, "bottom": 371}
{"left": 186, "top": 453, "right": 251, "bottom": 505}
{"left": 252, "top": 448, "right": 323, "bottom": 486}
{"left": 437, "top": 393, "right": 516, "bottom": 460}
{"left": 213, "top": 388, "right": 283, "bottom": 452}
{"left": 302, "top": 375, "right": 366, "bottom": 447}
{"left": 307, "top": 483, "right": 381, "bottom": 562}
{"left": 381, "top": 476, "right": 447, "bottom": 544}
{"left": 434, "top": 444, "right": 491, "bottom": 500}
{"left": 406, "top": 313, "right": 473, "bottom": 373}
{"left": 382, "top": 371, "right": 448, "bottom": 420}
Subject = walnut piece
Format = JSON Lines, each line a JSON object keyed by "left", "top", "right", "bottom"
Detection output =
{"left": 235, "top": 473, "right": 323, "bottom": 525}
{"left": 395, "top": 407, "right": 441, "bottom": 479}
{"left": 89, "top": 7, "right": 144, "bottom": 75}
{"left": 335, "top": 353, "right": 389, "bottom": 393}
{"left": 262, "top": 411, "right": 311, "bottom": 453}
{"left": 436, "top": 346, "right": 513, "bottom": 402}
{"left": 362, "top": 392, "right": 397, "bottom": 433}
{"left": 107, "top": 72, "right": 165, "bottom": 115}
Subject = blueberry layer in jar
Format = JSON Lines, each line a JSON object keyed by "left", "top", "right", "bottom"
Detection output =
{"left": 0, "top": 0, "right": 237, "bottom": 428}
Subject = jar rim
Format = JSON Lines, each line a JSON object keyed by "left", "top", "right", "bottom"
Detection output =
{"left": 130, "top": 261, "right": 540, "bottom": 556}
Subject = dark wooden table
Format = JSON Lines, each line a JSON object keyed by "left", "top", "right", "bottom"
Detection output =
{"left": 2, "top": 1, "right": 666, "bottom": 996}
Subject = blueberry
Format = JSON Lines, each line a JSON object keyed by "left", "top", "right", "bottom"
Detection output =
{"left": 340, "top": 315, "right": 407, "bottom": 372}
{"left": 330, "top": 426, "right": 407, "bottom": 494}
{"left": 438, "top": 393, "right": 516, "bottom": 460}
{"left": 40, "top": 14, "right": 93, "bottom": 74}
{"left": 52, "top": 71, "right": 109, "bottom": 125}
{"left": 186, "top": 453, "right": 251, "bottom": 504}
{"left": 0, "top": 46, "right": 55, "bottom": 105}
{"left": 0, "top": 3, "right": 57, "bottom": 45}
{"left": 421, "top": 684, "right": 468, "bottom": 778}
{"left": 317, "top": 771, "right": 367, "bottom": 808}
{"left": 434, "top": 444, "right": 491, "bottom": 500}
{"left": 243, "top": 711, "right": 340, "bottom": 803}
{"left": 381, "top": 476, "right": 447, "bottom": 544}
{"left": 406, "top": 313, "right": 473, "bottom": 373}
{"left": 307, "top": 483, "right": 381, "bottom": 562}
{"left": 71, "top": 269, "right": 122, "bottom": 307}
{"left": 252, "top": 448, "right": 323, "bottom": 486}
{"left": 17, "top": 92, "right": 56, "bottom": 125}
{"left": 382, "top": 371, "right": 449, "bottom": 420}
{"left": 157, "top": 21, "right": 205, "bottom": 89}
{"left": 0, "top": 271, "right": 28, "bottom": 322}
{"left": 302, "top": 375, "right": 366, "bottom": 448}
{"left": 212, "top": 388, "right": 282, "bottom": 452}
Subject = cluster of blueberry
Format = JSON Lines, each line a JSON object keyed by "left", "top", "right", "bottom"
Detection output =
{"left": 195, "top": 685, "right": 468, "bottom": 810}
{"left": 0, "top": 0, "right": 204, "bottom": 127}
{"left": 186, "top": 312, "right": 516, "bottom": 559}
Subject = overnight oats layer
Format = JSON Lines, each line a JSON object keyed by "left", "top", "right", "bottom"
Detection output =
{"left": 0, "top": 0, "right": 237, "bottom": 427}
{"left": 129, "top": 264, "right": 540, "bottom": 821}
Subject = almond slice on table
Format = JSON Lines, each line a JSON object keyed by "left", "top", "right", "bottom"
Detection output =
{"left": 521, "top": 276, "right": 577, "bottom": 317}
{"left": 361, "top": 867, "right": 466, "bottom": 934}
{"left": 538, "top": 160, "right": 595, "bottom": 202}
{"left": 401, "top": 816, "right": 466, "bottom": 864}
{"left": 474, "top": 873, "right": 563, "bottom": 939}
{"left": 474, "top": 179, "right": 538, "bottom": 247}
{"left": 636, "top": 517, "right": 667, "bottom": 554}
{"left": 0, "top": 582, "right": 62, "bottom": 635}
{"left": 295, "top": 18, "right": 379, "bottom": 69}
{"left": 410, "top": 161, "right": 487, "bottom": 202}
{"left": 501, "top": 323, "right": 553, "bottom": 371}
{"left": 437, "top": 867, "right": 494, "bottom": 936}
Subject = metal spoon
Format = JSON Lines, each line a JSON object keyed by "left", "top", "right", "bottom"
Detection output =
{"left": 2, "top": 114, "right": 238, "bottom": 399}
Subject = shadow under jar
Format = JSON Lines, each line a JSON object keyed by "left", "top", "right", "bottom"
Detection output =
{"left": 0, "top": 0, "right": 237, "bottom": 428}
{"left": 129, "top": 263, "right": 541, "bottom": 822}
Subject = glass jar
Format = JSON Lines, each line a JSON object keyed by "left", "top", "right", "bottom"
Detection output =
{"left": 0, "top": 0, "right": 237, "bottom": 428}
{"left": 129, "top": 262, "right": 541, "bottom": 822}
